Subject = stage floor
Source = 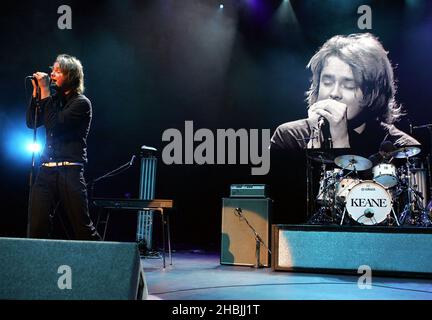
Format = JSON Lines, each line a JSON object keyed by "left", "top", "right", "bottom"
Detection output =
{"left": 142, "top": 250, "right": 432, "bottom": 300}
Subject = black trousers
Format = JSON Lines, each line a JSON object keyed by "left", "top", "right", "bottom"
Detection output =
{"left": 28, "top": 165, "right": 101, "bottom": 240}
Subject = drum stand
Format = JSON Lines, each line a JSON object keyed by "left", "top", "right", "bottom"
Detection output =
{"left": 308, "top": 206, "right": 335, "bottom": 225}
{"left": 399, "top": 156, "right": 432, "bottom": 227}
{"left": 413, "top": 124, "right": 432, "bottom": 221}
{"left": 310, "top": 164, "right": 357, "bottom": 225}
{"left": 399, "top": 187, "right": 431, "bottom": 226}
{"left": 308, "top": 162, "right": 334, "bottom": 224}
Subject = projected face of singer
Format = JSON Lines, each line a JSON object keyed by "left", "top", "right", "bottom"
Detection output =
{"left": 308, "top": 56, "right": 364, "bottom": 148}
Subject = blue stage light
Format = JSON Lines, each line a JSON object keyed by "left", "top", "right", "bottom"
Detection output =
{"left": 2, "top": 113, "right": 45, "bottom": 165}
{"left": 219, "top": 4, "right": 224, "bottom": 9}
{"left": 26, "top": 142, "right": 42, "bottom": 153}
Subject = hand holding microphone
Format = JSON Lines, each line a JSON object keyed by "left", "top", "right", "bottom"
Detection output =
{"left": 28, "top": 72, "right": 51, "bottom": 99}
{"left": 317, "top": 116, "right": 332, "bottom": 148}
{"left": 308, "top": 99, "right": 350, "bottom": 148}
{"left": 26, "top": 75, "right": 38, "bottom": 98}
{"left": 317, "top": 116, "right": 326, "bottom": 130}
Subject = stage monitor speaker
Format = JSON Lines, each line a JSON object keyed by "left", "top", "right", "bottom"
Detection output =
{"left": 0, "top": 237, "right": 147, "bottom": 300}
{"left": 272, "top": 225, "right": 432, "bottom": 277}
{"left": 221, "top": 198, "right": 271, "bottom": 267}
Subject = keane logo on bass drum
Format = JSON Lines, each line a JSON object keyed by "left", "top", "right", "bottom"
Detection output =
{"left": 350, "top": 198, "right": 388, "bottom": 208}
{"left": 345, "top": 181, "right": 394, "bottom": 225}
{"left": 350, "top": 185, "right": 388, "bottom": 208}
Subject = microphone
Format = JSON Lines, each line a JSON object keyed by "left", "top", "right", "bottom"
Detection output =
{"left": 413, "top": 124, "right": 432, "bottom": 129}
{"left": 317, "top": 116, "right": 326, "bottom": 129}
{"left": 317, "top": 116, "right": 332, "bottom": 148}
{"left": 26, "top": 75, "right": 52, "bottom": 84}
{"left": 407, "top": 119, "right": 413, "bottom": 135}
{"left": 129, "top": 155, "right": 136, "bottom": 166}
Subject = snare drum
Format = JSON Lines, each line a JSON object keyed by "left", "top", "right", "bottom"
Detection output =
{"left": 345, "top": 180, "right": 392, "bottom": 225}
{"left": 372, "top": 163, "right": 398, "bottom": 188}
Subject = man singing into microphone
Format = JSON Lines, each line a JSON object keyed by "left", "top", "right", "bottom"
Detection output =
{"left": 270, "top": 33, "right": 419, "bottom": 156}
{"left": 26, "top": 54, "right": 101, "bottom": 240}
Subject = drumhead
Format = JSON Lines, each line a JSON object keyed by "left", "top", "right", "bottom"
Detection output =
{"left": 345, "top": 181, "right": 392, "bottom": 225}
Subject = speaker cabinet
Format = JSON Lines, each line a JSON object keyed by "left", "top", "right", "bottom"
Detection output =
{"left": 0, "top": 237, "right": 147, "bottom": 300}
{"left": 221, "top": 198, "right": 271, "bottom": 267}
{"left": 272, "top": 225, "right": 432, "bottom": 277}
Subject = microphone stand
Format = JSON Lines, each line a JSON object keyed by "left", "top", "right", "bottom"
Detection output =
{"left": 26, "top": 86, "right": 40, "bottom": 238}
{"left": 88, "top": 155, "right": 136, "bottom": 236}
{"left": 306, "top": 147, "right": 312, "bottom": 219}
{"left": 88, "top": 155, "right": 136, "bottom": 199}
{"left": 303, "top": 121, "right": 330, "bottom": 222}
{"left": 303, "top": 125, "right": 320, "bottom": 219}
{"left": 234, "top": 208, "right": 271, "bottom": 268}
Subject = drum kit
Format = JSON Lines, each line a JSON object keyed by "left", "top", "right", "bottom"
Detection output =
{"left": 308, "top": 146, "right": 432, "bottom": 227}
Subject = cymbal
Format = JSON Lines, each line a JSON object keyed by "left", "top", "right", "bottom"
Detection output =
{"left": 334, "top": 154, "right": 372, "bottom": 171}
{"left": 307, "top": 151, "right": 334, "bottom": 164}
{"left": 392, "top": 146, "right": 421, "bottom": 159}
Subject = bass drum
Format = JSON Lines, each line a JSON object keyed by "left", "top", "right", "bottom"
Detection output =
{"left": 345, "top": 181, "right": 392, "bottom": 225}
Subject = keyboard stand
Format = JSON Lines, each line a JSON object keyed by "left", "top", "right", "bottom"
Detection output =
{"left": 95, "top": 206, "right": 172, "bottom": 268}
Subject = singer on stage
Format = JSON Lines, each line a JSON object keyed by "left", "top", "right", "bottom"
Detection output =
{"left": 26, "top": 54, "right": 101, "bottom": 240}
{"left": 270, "top": 33, "right": 419, "bottom": 156}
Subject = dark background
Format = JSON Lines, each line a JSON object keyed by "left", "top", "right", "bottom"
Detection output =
{"left": 1, "top": 0, "right": 431, "bottom": 250}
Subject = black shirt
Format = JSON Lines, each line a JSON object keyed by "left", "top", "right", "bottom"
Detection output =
{"left": 26, "top": 92, "right": 92, "bottom": 163}
{"left": 271, "top": 118, "right": 420, "bottom": 158}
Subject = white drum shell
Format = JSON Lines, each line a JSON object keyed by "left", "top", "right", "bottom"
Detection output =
{"left": 336, "top": 178, "right": 359, "bottom": 201}
{"left": 372, "top": 163, "right": 398, "bottom": 188}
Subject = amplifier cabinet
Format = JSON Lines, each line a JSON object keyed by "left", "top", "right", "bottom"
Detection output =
{"left": 221, "top": 198, "right": 271, "bottom": 267}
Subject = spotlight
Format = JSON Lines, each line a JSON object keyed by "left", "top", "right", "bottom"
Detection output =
{"left": 219, "top": 4, "right": 224, "bottom": 9}
{"left": 27, "top": 142, "right": 42, "bottom": 153}
{"left": 3, "top": 115, "right": 45, "bottom": 165}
